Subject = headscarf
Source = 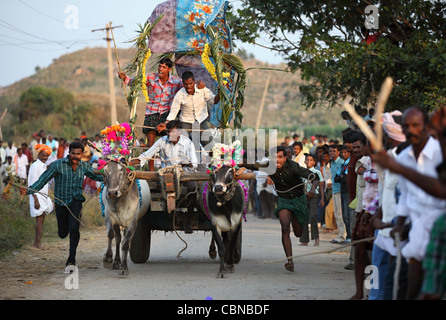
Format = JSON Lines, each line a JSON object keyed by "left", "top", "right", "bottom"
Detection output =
{"left": 34, "top": 144, "right": 52, "bottom": 156}
{"left": 382, "top": 111, "right": 406, "bottom": 142}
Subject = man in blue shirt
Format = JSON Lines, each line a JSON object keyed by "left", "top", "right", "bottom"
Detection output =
{"left": 329, "top": 144, "right": 347, "bottom": 243}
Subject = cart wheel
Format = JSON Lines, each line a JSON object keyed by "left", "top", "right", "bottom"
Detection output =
{"left": 130, "top": 212, "right": 151, "bottom": 263}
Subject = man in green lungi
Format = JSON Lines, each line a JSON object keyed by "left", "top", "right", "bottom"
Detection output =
{"left": 269, "top": 146, "right": 320, "bottom": 272}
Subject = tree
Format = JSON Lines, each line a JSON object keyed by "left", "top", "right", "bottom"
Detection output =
{"left": 16, "top": 87, "right": 75, "bottom": 122}
{"left": 229, "top": 0, "right": 446, "bottom": 111}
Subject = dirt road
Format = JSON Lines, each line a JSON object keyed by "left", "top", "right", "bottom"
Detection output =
{"left": 0, "top": 215, "right": 355, "bottom": 300}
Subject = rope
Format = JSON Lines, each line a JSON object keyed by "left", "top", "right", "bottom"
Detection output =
{"left": 173, "top": 185, "right": 198, "bottom": 258}
{"left": 272, "top": 172, "right": 318, "bottom": 194}
{"left": 14, "top": 183, "right": 84, "bottom": 227}
{"left": 264, "top": 236, "right": 376, "bottom": 264}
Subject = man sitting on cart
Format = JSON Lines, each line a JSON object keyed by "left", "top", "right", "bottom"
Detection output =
{"left": 130, "top": 120, "right": 198, "bottom": 233}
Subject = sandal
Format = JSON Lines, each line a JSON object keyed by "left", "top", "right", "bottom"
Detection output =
{"left": 284, "top": 261, "right": 294, "bottom": 272}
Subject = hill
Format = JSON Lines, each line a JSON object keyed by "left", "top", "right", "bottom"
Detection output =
{"left": 0, "top": 47, "right": 346, "bottom": 144}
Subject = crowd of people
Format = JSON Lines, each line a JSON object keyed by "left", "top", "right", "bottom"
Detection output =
{"left": 249, "top": 106, "right": 445, "bottom": 300}
{"left": 1, "top": 53, "right": 445, "bottom": 299}
{"left": 0, "top": 129, "right": 105, "bottom": 197}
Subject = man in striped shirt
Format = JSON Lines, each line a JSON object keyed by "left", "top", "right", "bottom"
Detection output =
{"left": 22, "top": 142, "right": 103, "bottom": 272}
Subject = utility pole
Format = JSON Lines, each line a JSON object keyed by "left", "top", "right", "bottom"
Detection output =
{"left": 255, "top": 73, "right": 271, "bottom": 135}
{"left": 92, "top": 22, "right": 123, "bottom": 125}
{"left": 0, "top": 108, "right": 7, "bottom": 141}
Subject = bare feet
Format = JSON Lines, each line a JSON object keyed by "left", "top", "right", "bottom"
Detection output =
{"left": 299, "top": 242, "right": 308, "bottom": 246}
{"left": 285, "top": 261, "right": 294, "bottom": 272}
{"left": 314, "top": 238, "right": 320, "bottom": 246}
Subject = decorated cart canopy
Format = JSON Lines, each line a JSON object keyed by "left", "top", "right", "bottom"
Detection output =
{"left": 124, "top": 0, "right": 246, "bottom": 130}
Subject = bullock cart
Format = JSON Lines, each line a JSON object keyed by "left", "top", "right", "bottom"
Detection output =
{"left": 102, "top": 169, "right": 256, "bottom": 264}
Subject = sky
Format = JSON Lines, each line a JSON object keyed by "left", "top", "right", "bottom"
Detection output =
{"left": 0, "top": 0, "right": 284, "bottom": 87}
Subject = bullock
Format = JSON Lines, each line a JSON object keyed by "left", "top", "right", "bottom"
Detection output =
{"left": 199, "top": 165, "right": 248, "bottom": 278}
{"left": 101, "top": 160, "right": 151, "bottom": 276}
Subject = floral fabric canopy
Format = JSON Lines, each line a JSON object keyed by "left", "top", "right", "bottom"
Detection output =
{"left": 147, "top": 0, "right": 232, "bottom": 54}
{"left": 147, "top": 0, "right": 234, "bottom": 127}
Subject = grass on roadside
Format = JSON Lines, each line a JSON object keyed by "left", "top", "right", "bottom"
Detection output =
{"left": 0, "top": 190, "right": 104, "bottom": 259}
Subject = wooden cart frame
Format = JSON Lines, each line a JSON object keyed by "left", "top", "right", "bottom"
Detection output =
{"left": 127, "top": 170, "right": 255, "bottom": 264}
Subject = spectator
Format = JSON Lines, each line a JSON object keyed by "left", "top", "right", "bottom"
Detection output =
{"left": 57, "top": 138, "right": 66, "bottom": 159}
{"left": 300, "top": 153, "right": 324, "bottom": 246}
{"left": 81, "top": 138, "right": 92, "bottom": 163}
{"left": 391, "top": 106, "right": 446, "bottom": 299}
{"left": 14, "top": 147, "right": 29, "bottom": 184}
{"left": 335, "top": 145, "right": 352, "bottom": 242}
{"left": 29, "top": 133, "right": 40, "bottom": 161}
{"left": 329, "top": 144, "right": 347, "bottom": 244}
{"left": 28, "top": 144, "right": 54, "bottom": 249}
{"left": 349, "top": 131, "right": 374, "bottom": 300}
{"left": 0, "top": 139, "right": 6, "bottom": 164}
{"left": 292, "top": 141, "right": 306, "bottom": 168}
{"left": 46, "top": 134, "right": 58, "bottom": 165}
{"left": 21, "top": 142, "right": 33, "bottom": 165}
{"left": 5, "top": 141, "right": 17, "bottom": 160}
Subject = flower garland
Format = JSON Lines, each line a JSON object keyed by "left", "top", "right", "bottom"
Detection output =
{"left": 201, "top": 43, "right": 230, "bottom": 85}
{"left": 141, "top": 49, "right": 151, "bottom": 103}
{"left": 206, "top": 140, "right": 244, "bottom": 174}
{"left": 100, "top": 122, "right": 133, "bottom": 157}
{"left": 201, "top": 43, "right": 217, "bottom": 81}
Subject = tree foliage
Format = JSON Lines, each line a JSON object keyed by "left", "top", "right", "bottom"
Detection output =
{"left": 229, "top": 0, "right": 446, "bottom": 111}
{"left": 15, "top": 86, "right": 75, "bottom": 122}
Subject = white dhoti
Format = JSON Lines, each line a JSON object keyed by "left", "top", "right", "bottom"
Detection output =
{"left": 28, "top": 159, "right": 53, "bottom": 217}
{"left": 402, "top": 210, "right": 444, "bottom": 262}
{"left": 29, "top": 193, "right": 54, "bottom": 217}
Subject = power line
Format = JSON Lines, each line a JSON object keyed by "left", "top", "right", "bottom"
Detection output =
{"left": 0, "top": 19, "right": 103, "bottom": 49}
{"left": 16, "top": 0, "right": 66, "bottom": 24}
{"left": 15, "top": 0, "right": 99, "bottom": 28}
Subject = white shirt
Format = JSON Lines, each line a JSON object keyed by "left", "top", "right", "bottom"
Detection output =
{"left": 255, "top": 157, "right": 276, "bottom": 195}
{"left": 292, "top": 151, "right": 306, "bottom": 168}
{"left": 0, "top": 146, "right": 5, "bottom": 164}
{"left": 28, "top": 159, "right": 53, "bottom": 217}
{"left": 396, "top": 137, "right": 446, "bottom": 260}
{"left": 138, "top": 135, "right": 198, "bottom": 169}
{"left": 167, "top": 86, "right": 215, "bottom": 124}
{"left": 5, "top": 145, "right": 17, "bottom": 160}
{"left": 396, "top": 137, "right": 445, "bottom": 218}
{"left": 15, "top": 154, "right": 29, "bottom": 179}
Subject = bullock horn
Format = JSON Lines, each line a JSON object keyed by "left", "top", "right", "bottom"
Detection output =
{"left": 235, "top": 167, "right": 246, "bottom": 176}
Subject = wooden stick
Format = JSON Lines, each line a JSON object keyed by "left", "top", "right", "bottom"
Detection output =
{"left": 109, "top": 21, "right": 127, "bottom": 97}
{"left": 374, "top": 77, "right": 393, "bottom": 151}
{"left": 343, "top": 101, "right": 381, "bottom": 150}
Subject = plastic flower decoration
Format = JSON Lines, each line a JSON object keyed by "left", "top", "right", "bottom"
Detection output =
{"left": 208, "top": 140, "right": 244, "bottom": 174}
{"left": 141, "top": 49, "right": 151, "bottom": 103}
{"left": 101, "top": 122, "right": 133, "bottom": 157}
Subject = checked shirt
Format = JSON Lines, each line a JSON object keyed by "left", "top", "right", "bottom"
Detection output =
{"left": 27, "top": 157, "right": 103, "bottom": 206}
{"left": 125, "top": 73, "right": 183, "bottom": 116}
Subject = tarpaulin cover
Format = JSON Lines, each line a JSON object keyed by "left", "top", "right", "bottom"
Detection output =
{"left": 147, "top": 0, "right": 234, "bottom": 127}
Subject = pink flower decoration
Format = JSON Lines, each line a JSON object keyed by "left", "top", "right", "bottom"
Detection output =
{"left": 107, "top": 131, "right": 117, "bottom": 142}
{"left": 120, "top": 149, "right": 130, "bottom": 156}
{"left": 98, "top": 159, "right": 109, "bottom": 170}
{"left": 121, "top": 122, "right": 132, "bottom": 137}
